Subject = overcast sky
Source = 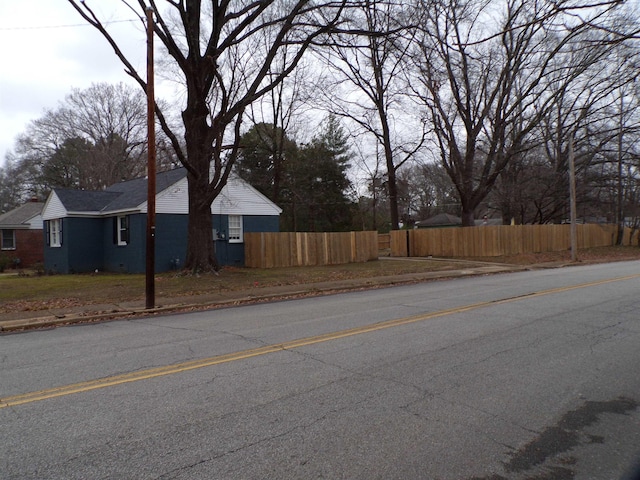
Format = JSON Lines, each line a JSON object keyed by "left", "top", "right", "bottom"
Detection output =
{"left": 0, "top": 1, "right": 154, "bottom": 168}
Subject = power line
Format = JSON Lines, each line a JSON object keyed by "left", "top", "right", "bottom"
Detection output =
{"left": 0, "top": 19, "right": 136, "bottom": 31}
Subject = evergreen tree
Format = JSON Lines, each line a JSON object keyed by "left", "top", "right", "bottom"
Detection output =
{"left": 42, "top": 137, "right": 91, "bottom": 189}
{"left": 287, "top": 116, "right": 354, "bottom": 232}
{"left": 236, "top": 123, "right": 298, "bottom": 204}
{"left": 237, "top": 116, "right": 355, "bottom": 231}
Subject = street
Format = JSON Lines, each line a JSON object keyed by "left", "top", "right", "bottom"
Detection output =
{"left": 2, "top": 261, "right": 640, "bottom": 479}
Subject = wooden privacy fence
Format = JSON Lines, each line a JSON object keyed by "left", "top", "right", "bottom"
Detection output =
{"left": 378, "top": 233, "right": 391, "bottom": 251}
{"left": 390, "top": 224, "right": 637, "bottom": 258}
{"left": 245, "top": 231, "right": 379, "bottom": 268}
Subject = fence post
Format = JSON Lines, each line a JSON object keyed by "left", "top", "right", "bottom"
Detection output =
{"left": 405, "top": 230, "right": 410, "bottom": 257}
{"left": 351, "top": 231, "right": 356, "bottom": 262}
{"left": 323, "top": 232, "right": 329, "bottom": 265}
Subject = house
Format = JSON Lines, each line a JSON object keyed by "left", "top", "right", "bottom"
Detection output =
{"left": 474, "top": 216, "right": 502, "bottom": 226}
{"left": 415, "top": 213, "right": 502, "bottom": 228}
{"left": 41, "top": 168, "right": 282, "bottom": 274}
{"left": 415, "top": 213, "right": 462, "bottom": 228}
{"left": 0, "top": 200, "right": 45, "bottom": 268}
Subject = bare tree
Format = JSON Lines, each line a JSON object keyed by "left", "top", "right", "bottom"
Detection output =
{"left": 7, "top": 82, "right": 158, "bottom": 193}
{"left": 611, "top": 58, "right": 640, "bottom": 243}
{"left": 397, "top": 162, "right": 458, "bottom": 222}
{"left": 319, "top": 0, "right": 426, "bottom": 230}
{"left": 0, "top": 157, "right": 34, "bottom": 212}
{"left": 410, "top": 0, "right": 630, "bottom": 226}
{"left": 243, "top": 50, "right": 314, "bottom": 206}
{"left": 353, "top": 142, "right": 388, "bottom": 231}
{"left": 506, "top": 65, "right": 615, "bottom": 224}
{"left": 68, "top": 0, "right": 348, "bottom": 271}
{"left": 523, "top": 35, "right": 639, "bottom": 226}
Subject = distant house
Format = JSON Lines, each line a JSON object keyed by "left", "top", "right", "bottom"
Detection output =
{"left": 415, "top": 213, "right": 462, "bottom": 228}
{"left": 415, "top": 213, "right": 502, "bottom": 228}
{"left": 474, "top": 216, "right": 502, "bottom": 226}
{"left": 41, "top": 168, "right": 282, "bottom": 274}
{"left": 0, "top": 201, "right": 44, "bottom": 268}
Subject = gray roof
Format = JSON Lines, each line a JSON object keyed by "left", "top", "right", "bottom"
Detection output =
{"left": 474, "top": 218, "right": 502, "bottom": 226}
{"left": 55, "top": 168, "right": 187, "bottom": 214}
{"left": 0, "top": 202, "right": 44, "bottom": 227}
{"left": 104, "top": 168, "right": 187, "bottom": 211}
{"left": 54, "top": 189, "right": 122, "bottom": 213}
{"left": 416, "top": 213, "right": 462, "bottom": 227}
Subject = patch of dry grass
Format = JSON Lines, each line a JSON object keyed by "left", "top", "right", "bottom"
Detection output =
{"left": 1, "top": 246, "right": 638, "bottom": 314}
{"left": 0, "top": 274, "right": 144, "bottom": 313}
{"left": 0, "top": 258, "right": 464, "bottom": 313}
{"left": 461, "top": 245, "right": 640, "bottom": 265}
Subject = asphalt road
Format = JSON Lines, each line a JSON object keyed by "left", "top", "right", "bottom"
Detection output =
{"left": 2, "top": 261, "right": 640, "bottom": 479}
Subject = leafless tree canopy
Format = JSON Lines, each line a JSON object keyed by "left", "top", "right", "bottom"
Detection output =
{"left": 6, "top": 83, "right": 160, "bottom": 197}
{"left": 2, "top": 0, "right": 638, "bottom": 241}
{"left": 409, "top": 0, "right": 635, "bottom": 226}
{"left": 67, "top": 0, "right": 349, "bottom": 271}
{"left": 317, "top": 0, "right": 428, "bottom": 230}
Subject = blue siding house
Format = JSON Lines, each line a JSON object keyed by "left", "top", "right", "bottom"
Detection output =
{"left": 41, "top": 168, "right": 281, "bottom": 273}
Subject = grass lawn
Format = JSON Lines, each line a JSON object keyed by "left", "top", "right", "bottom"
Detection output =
{"left": 0, "top": 258, "right": 465, "bottom": 313}
{"left": 1, "top": 245, "right": 638, "bottom": 314}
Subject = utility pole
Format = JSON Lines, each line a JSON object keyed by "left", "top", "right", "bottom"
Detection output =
{"left": 616, "top": 92, "right": 624, "bottom": 245}
{"left": 569, "top": 129, "right": 578, "bottom": 262}
{"left": 145, "top": 7, "right": 156, "bottom": 309}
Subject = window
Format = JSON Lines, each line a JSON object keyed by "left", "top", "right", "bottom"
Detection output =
{"left": 48, "top": 219, "right": 62, "bottom": 247}
{"left": 115, "top": 215, "right": 129, "bottom": 246}
{"left": 228, "top": 215, "right": 243, "bottom": 243}
{"left": 1, "top": 229, "right": 15, "bottom": 250}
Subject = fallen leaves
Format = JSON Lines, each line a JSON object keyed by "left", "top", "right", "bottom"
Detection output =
{"left": 0, "top": 297, "right": 83, "bottom": 314}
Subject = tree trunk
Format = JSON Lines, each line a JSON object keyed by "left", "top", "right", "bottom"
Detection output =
{"left": 501, "top": 204, "right": 513, "bottom": 225}
{"left": 461, "top": 209, "right": 475, "bottom": 227}
{"left": 182, "top": 78, "right": 220, "bottom": 272}
{"left": 372, "top": 187, "right": 378, "bottom": 231}
{"left": 185, "top": 171, "right": 219, "bottom": 272}
{"left": 387, "top": 166, "right": 400, "bottom": 230}
{"left": 615, "top": 97, "right": 624, "bottom": 246}
{"left": 379, "top": 102, "right": 400, "bottom": 231}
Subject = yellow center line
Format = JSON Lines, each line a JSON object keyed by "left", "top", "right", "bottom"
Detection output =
{"left": 2, "top": 273, "right": 638, "bottom": 409}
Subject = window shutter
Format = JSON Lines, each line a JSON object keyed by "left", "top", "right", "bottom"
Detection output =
{"left": 59, "top": 219, "right": 63, "bottom": 246}
{"left": 113, "top": 217, "right": 118, "bottom": 244}
{"left": 123, "top": 216, "right": 130, "bottom": 243}
{"left": 46, "top": 221, "right": 50, "bottom": 246}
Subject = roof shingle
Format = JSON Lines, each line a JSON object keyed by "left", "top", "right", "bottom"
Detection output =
{"left": 103, "top": 168, "right": 187, "bottom": 211}
{"left": 0, "top": 202, "right": 44, "bottom": 227}
{"left": 54, "top": 168, "right": 188, "bottom": 213}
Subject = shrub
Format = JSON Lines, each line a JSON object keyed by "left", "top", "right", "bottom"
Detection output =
{"left": 0, "top": 253, "right": 10, "bottom": 272}
{"left": 31, "top": 262, "right": 45, "bottom": 276}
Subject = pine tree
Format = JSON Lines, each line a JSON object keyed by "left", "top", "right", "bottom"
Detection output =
{"left": 237, "top": 116, "right": 355, "bottom": 231}
{"left": 289, "top": 116, "right": 354, "bottom": 231}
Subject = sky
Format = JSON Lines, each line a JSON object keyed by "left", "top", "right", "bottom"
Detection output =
{"left": 0, "top": 1, "right": 155, "bottom": 168}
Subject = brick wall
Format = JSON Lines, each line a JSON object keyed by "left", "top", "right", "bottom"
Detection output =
{"left": 10, "top": 230, "right": 44, "bottom": 268}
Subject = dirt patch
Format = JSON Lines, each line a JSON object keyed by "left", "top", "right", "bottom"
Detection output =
{"left": 460, "top": 246, "right": 640, "bottom": 266}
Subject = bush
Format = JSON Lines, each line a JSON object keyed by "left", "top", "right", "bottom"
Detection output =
{"left": 0, "top": 253, "right": 10, "bottom": 272}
